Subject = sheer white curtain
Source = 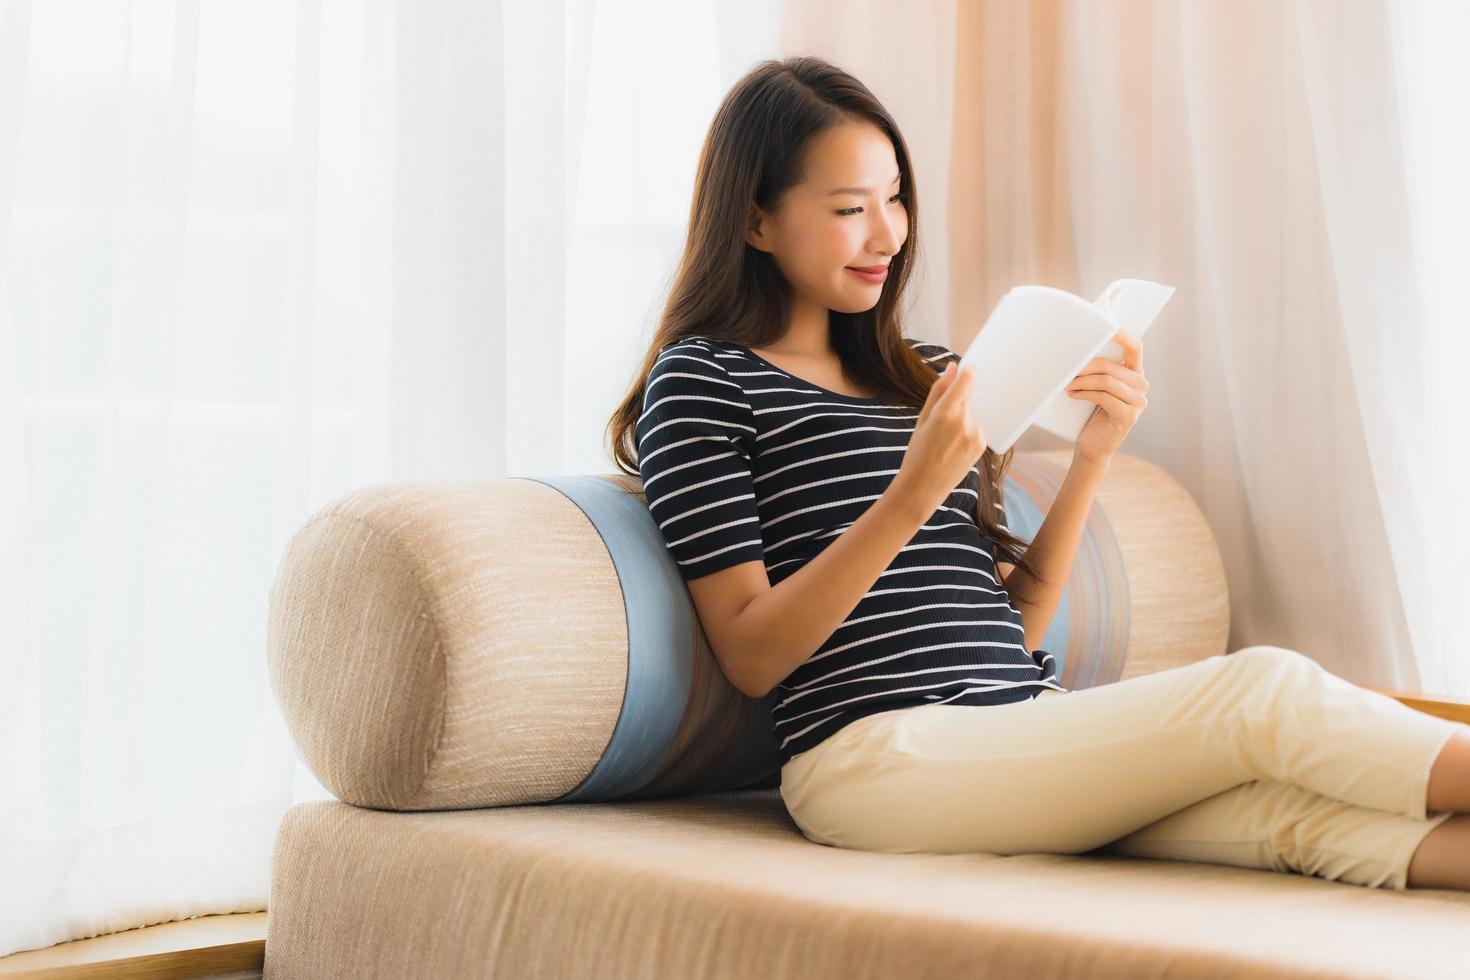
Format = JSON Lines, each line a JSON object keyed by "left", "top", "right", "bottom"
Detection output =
{"left": 1177, "top": 0, "right": 1470, "bottom": 696}
{"left": 0, "top": 0, "right": 783, "bottom": 956}
{"left": 944, "top": 0, "right": 1468, "bottom": 698}
{"left": 5, "top": 0, "right": 1465, "bottom": 960}
{"left": 1332, "top": 0, "right": 1470, "bottom": 697}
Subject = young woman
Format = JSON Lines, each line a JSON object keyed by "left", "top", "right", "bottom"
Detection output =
{"left": 605, "top": 55, "right": 1470, "bottom": 891}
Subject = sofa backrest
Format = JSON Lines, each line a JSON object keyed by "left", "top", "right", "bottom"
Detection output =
{"left": 266, "top": 450, "right": 1228, "bottom": 811}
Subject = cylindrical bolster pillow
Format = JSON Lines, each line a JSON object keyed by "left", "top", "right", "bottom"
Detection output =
{"left": 266, "top": 451, "right": 1228, "bottom": 811}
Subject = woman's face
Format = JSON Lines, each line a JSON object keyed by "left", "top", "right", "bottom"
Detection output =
{"left": 745, "top": 121, "right": 908, "bottom": 314}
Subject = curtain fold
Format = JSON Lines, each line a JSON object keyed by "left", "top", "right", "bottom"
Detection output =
{"left": 945, "top": 0, "right": 1468, "bottom": 698}
{"left": 0, "top": 0, "right": 786, "bottom": 956}
{"left": 776, "top": 0, "right": 960, "bottom": 343}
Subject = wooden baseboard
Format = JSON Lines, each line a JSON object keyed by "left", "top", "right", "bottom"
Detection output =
{"left": 0, "top": 911, "right": 264, "bottom": 979}
{"left": 1370, "top": 688, "right": 1470, "bottom": 727}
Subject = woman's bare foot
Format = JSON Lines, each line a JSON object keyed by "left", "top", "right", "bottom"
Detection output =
{"left": 1406, "top": 813, "right": 1470, "bottom": 890}
{"left": 1426, "top": 730, "right": 1470, "bottom": 814}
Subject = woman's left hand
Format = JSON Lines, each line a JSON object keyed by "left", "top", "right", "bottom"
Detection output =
{"left": 1064, "top": 327, "right": 1148, "bottom": 467}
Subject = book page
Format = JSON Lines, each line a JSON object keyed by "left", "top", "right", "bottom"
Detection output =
{"left": 1029, "top": 279, "right": 1175, "bottom": 443}
{"left": 958, "top": 286, "right": 1117, "bottom": 453}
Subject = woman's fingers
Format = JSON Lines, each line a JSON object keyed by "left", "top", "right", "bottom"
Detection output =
{"left": 1068, "top": 371, "right": 1147, "bottom": 405}
{"left": 1068, "top": 386, "right": 1143, "bottom": 421}
{"left": 917, "top": 364, "right": 949, "bottom": 425}
{"left": 1113, "top": 328, "right": 1144, "bottom": 371}
{"left": 1074, "top": 358, "right": 1148, "bottom": 393}
{"left": 946, "top": 366, "right": 975, "bottom": 426}
{"left": 938, "top": 361, "right": 973, "bottom": 414}
{"left": 918, "top": 361, "right": 957, "bottom": 426}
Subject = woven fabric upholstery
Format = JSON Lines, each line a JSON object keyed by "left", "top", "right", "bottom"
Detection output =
{"left": 265, "top": 451, "right": 1228, "bottom": 810}
{"left": 264, "top": 789, "right": 1470, "bottom": 980}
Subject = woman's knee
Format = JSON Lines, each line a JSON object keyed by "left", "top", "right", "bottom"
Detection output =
{"left": 1219, "top": 645, "right": 1321, "bottom": 688}
{"left": 1230, "top": 645, "right": 1311, "bottom": 669}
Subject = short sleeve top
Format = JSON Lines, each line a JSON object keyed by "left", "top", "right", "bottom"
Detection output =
{"left": 633, "top": 335, "right": 1066, "bottom": 767}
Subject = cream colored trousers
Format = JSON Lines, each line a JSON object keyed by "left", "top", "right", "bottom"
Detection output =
{"left": 779, "top": 645, "right": 1465, "bottom": 890}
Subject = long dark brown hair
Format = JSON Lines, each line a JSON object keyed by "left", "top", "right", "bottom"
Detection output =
{"left": 605, "top": 55, "right": 1037, "bottom": 582}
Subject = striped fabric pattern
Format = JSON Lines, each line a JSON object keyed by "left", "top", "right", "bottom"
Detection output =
{"left": 634, "top": 336, "right": 1067, "bottom": 767}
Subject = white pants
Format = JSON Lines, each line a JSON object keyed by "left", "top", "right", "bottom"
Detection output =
{"left": 779, "top": 646, "right": 1464, "bottom": 890}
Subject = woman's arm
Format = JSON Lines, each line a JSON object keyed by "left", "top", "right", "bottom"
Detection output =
{"left": 1000, "top": 453, "right": 1110, "bottom": 652}
{"left": 694, "top": 486, "right": 935, "bottom": 699}
{"left": 1004, "top": 327, "right": 1147, "bottom": 649}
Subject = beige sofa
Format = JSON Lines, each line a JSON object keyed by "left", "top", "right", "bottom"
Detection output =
{"left": 262, "top": 451, "right": 1470, "bottom": 979}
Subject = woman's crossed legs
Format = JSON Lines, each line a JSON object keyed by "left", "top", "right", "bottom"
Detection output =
{"left": 779, "top": 646, "right": 1466, "bottom": 890}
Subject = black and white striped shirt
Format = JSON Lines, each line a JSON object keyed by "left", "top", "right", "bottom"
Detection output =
{"left": 634, "top": 335, "right": 1066, "bottom": 767}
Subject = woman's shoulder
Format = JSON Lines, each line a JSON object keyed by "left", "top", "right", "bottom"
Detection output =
{"left": 653, "top": 336, "right": 768, "bottom": 394}
{"left": 645, "top": 337, "right": 748, "bottom": 405}
{"left": 637, "top": 338, "right": 754, "bottom": 452}
{"left": 652, "top": 336, "right": 733, "bottom": 373}
{"left": 656, "top": 334, "right": 747, "bottom": 359}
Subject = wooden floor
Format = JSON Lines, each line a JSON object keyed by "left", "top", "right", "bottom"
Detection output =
{"left": 0, "top": 911, "right": 265, "bottom": 979}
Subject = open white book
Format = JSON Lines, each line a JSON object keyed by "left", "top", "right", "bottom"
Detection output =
{"left": 957, "top": 278, "right": 1176, "bottom": 453}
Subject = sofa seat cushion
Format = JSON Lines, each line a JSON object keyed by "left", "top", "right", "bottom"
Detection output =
{"left": 266, "top": 789, "right": 1470, "bottom": 979}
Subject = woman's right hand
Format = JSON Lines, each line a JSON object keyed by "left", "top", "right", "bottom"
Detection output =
{"left": 890, "top": 360, "right": 987, "bottom": 520}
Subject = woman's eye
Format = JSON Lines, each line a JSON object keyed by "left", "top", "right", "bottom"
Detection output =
{"left": 836, "top": 192, "right": 905, "bottom": 216}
